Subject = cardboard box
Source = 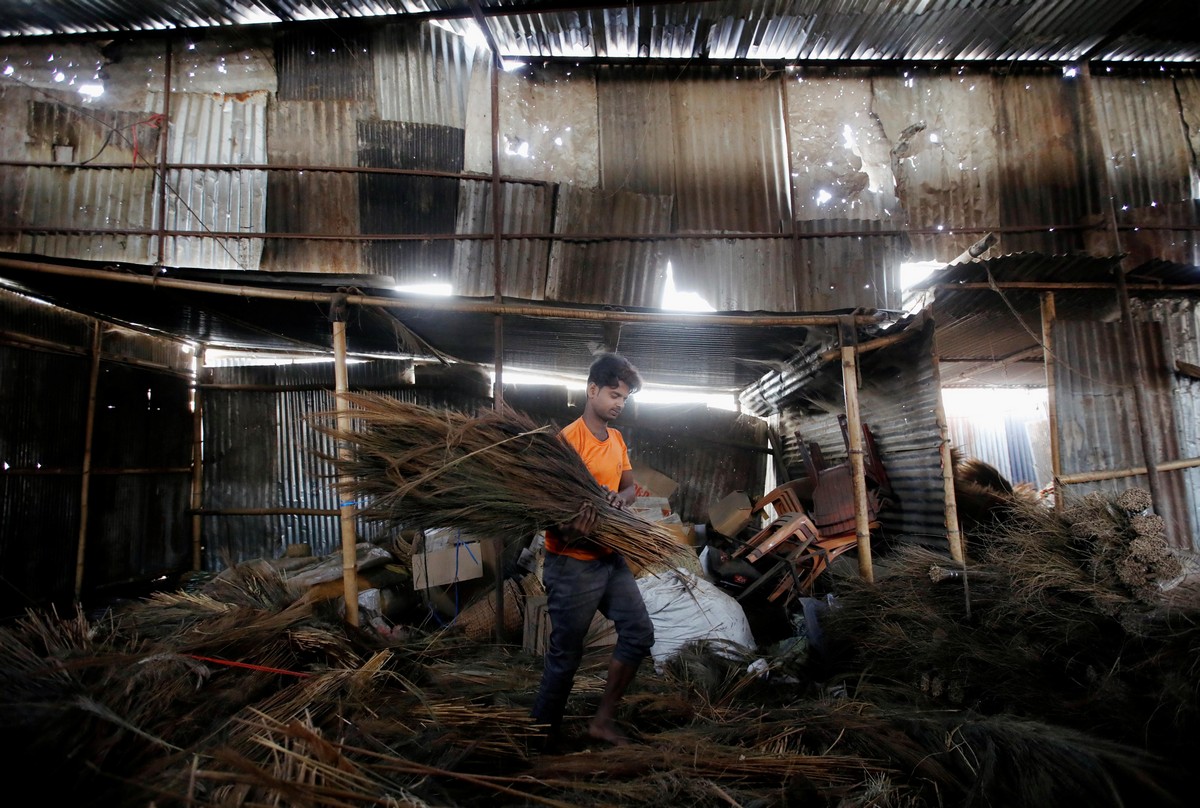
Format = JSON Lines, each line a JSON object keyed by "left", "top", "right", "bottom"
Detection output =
{"left": 632, "top": 463, "right": 678, "bottom": 499}
{"left": 708, "top": 490, "right": 754, "bottom": 538}
{"left": 411, "top": 541, "right": 484, "bottom": 589}
{"left": 662, "top": 517, "right": 697, "bottom": 547}
{"left": 632, "top": 496, "right": 673, "bottom": 521}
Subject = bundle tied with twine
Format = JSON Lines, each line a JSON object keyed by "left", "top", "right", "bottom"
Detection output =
{"left": 312, "top": 393, "right": 690, "bottom": 575}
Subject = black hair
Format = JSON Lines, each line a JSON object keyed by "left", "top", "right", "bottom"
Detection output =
{"left": 588, "top": 352, "right": 642, "bottom": 394}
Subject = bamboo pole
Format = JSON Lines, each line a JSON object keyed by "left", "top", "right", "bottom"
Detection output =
{"left": 0, "top": 256, "right": 886, "bottom": 329}
{"left": 929, "top": 281, "right": 1197, "bottom": 292}
{"left": 838, "top": 316, "right": 873, "bottom": 584}
{"left": 194, "top": 507, "right": 341, "bottom": 516}
{"left": 156, "top": 39, "right": 172, "bottom": 266}
{"left": 331, "top": 304, "right": 360, "bottom": 627}
{"left": 190, "top": 347, "right": 205, "bottom": 571}
{"left": 1057, "top": 455, "right": 1200, "bottom": 485}
{"left": 931, "top": 354, "right": 964, "bottom": 563}
{"left": 3, "top": 466, "right": 190, "bottom": 475}
{"left": 1040, "top": 292, "right": 1061, "bottom": 511}
{"left": 74, "top": 322, "right": 102, "bottom": 601}
{"left": 490, "top": 49, "right": 506, "bottom": 643}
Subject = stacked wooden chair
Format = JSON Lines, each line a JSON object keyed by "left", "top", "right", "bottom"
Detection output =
{"left": 731, "top": 415, "right": 893, "bottom": 605}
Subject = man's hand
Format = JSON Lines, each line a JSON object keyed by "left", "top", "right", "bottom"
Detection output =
{"left": 600, "top": 485, "right": 625, "bottom": 510}
{"left": 560, "top": 500, "right": 599, "bottom": 540}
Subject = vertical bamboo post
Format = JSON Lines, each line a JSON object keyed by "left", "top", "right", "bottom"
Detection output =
{"left": 190, "top": 346, "right": 205, "bottom": 571}
{"left": 1040, "top": 292, "right": 1062, "bottom": 511}
{"left": 74, "top": 322, "right": 102, "bottom": 601}
{"left": 1079, "top": 64, "right": 1163, "bottom": 512}
{"left": 331, "top": 299, "right": 359, "bottom": 627}
{"left": 489, "top": 51, "right": 507, "bottom": 642}
{"left": 156, "top": 39, "right": 172, "bottom": 267}
{"left": 931, "top": 354, "right": 965, "bottom": 563}
{"left": 838, "top": 316, "right": 873, "bottom": 583}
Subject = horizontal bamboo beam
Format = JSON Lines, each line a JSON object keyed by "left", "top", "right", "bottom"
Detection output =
{"left": 0, "top": 466, "right": 191, "bottom": 475}
{"left": 1057, "top": 455, "right": 1200, "bottom": 485}
{"left": 0, "top": 331, "right": 193, "bottom": 375}
{"left": 192, "top": 507, "right": 340, "bottom": 517}
{"left": 931, "top": 281, "right": 1198, "bottom": 292}
{"left": 0, "top": 223, "right": 1124, "bottom": 241}
{"left": 0, "top": 256, "right": 887, "bottom": 328}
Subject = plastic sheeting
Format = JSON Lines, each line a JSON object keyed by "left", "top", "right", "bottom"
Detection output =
{"left": 636, "top": 567, "right": 756, "bottom": 672}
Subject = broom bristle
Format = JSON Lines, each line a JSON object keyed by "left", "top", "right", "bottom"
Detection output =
{"left": 310, "top": 393, "right": 689, "bottom": 573}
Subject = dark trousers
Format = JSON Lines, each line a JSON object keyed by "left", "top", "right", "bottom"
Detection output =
{"left": 531, "top": 552, "right": 654, "bottom": 730}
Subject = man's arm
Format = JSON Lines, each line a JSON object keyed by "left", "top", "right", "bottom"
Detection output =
{"left": 614, "top": 469, "right": 637, "bottom": 508}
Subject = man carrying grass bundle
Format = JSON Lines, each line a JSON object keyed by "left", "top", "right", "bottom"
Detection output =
{"left": 531, "top": 352, "right": 654, "bottom": 747}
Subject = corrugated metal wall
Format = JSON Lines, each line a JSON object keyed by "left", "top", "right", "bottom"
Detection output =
{"left": 1093, "top": 73, "right": 1200, "bottom": 267}
{"left": 2, "top": 28, "right": 1196, "bottom": 308}
{"left": 1054, "top": 317, "right": 1195, "bottom": 548}
{"left": 946, "top": 411, "right": 1042, "bottom": 487}
{"left": 743, "top": 319, "right": 950, "bottom": 549}
{"left": 0, "top": 289, "right": 193, "bottom": 616}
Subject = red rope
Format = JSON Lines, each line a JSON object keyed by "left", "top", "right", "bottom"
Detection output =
{"left": 131, "top": 112, "right": 167, "bottom": 167}
{"left": 183, "top": 653, "right": 310, "bottom": 678}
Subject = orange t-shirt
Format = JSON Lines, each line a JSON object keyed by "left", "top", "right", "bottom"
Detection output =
{"left": 544, "top": 417, "right": 632, "bottom": 560}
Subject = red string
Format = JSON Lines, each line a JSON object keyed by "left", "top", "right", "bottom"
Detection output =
{"left": 183, "top": 653, "right": 310, "bottom": 678}
{"left": 131, "top": 112, "right": 167, "bottom": 167}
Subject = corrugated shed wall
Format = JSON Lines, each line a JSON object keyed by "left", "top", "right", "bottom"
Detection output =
{"left": 0, "top": 290, "right": 193, "bottom": 615}
{"left": 264, "top": 99, "right": 362, "bottom": 273}
{"left": 466, "top": 61, "right": 599, "bottom": 186}
{"left": 546, "top": 185, "right": 672, "bottom": 306}
{"left": 1054, "top": 318, "right": 1195, "bottom": 549}
{"left": 86, "top": 360, "right": 193, "bottom": 586}
{"left": 946, "top": 412, "right": 1042, "bottom": 487}
{"left": 276, "top": 25, "right": 375, "bottom": 103}
{"left": 1136, "top": 297, "right": 1200, "bottom": 550}
{"left": 357, "top": 119, "right": 463, "bottom": 283}
{"left": 199, "top": 359, "right": 482, "bottom": 570}
{"left": 373, "top": 23, "right": 478, "bottom": 128}
{"left": 792, "top": 219, "right": 909, "bottom": 311}
{"left": 672, "top": 237, "right": 796, "bottom": 311}
{"left": 995, "top": 70, "right": 1098, "bottom": 256}
{"left": 785, "top": 71, "right": 900, "bottom": 224}
{"left": 163, "top": 91, "right": 269, "bottom": 270}
{"left": 0, "top": 305, "right": 89, "bottom": 616}
{"left": 451, "top": 178, "right": 552, "bottom": 297}
{"left": 1093, "top": 73, "right": 1200, "bottom": 267}
{"left": 750, "top": 320, "right": 950, "bottom": 548}
{"left": 2, "top": 28, "right": 1198, "bottom": 307}
{"left": 19, "top": 99, "right": 158, "bottom": 262}
{"left": 872, "top": 70, "right": 1001, "bottom": 260}
{"left": 623, "top": 409, "right": 769, "bottom": 530}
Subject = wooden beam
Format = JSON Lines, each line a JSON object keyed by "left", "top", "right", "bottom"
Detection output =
{"left": 838, "top": 316, "right": 873, "bottom": 584}
{"left": 332, "top": 303, "right": 360, "bottom": 627}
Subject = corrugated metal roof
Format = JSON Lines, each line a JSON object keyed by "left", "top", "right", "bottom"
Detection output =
{"left": 2, "top": 2, "right": 1197, "bottom": 64}
{"left": 913, "top": 252, "right": 1200, "bottom": 387}
{"left": 0, "top": 252, "right": 883, "bottom": 390}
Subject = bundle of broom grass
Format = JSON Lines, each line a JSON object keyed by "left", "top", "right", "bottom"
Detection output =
{"left": 312, "top": 393, "right": 689, "bottom": 574}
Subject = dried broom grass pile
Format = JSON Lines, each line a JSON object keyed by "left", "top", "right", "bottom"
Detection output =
{"left": 3, "top": 478, "right": 1195, "bottom": 807}
{"left": 312, "top": 393, "right": 691, "bottom": 574}
{"left": 2, "top": 492, "right": 1195, "bottom": 808}
{"left": 816, "top": 487, "right": 1198, "bottom": 793}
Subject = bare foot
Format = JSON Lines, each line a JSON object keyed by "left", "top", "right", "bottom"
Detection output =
{"left": 587, "top": 719, "right": 631, "bottom": 746}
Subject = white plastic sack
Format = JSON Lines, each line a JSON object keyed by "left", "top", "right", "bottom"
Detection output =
{"left": 636, "top": 567, "right": 757, "bottom": 671}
